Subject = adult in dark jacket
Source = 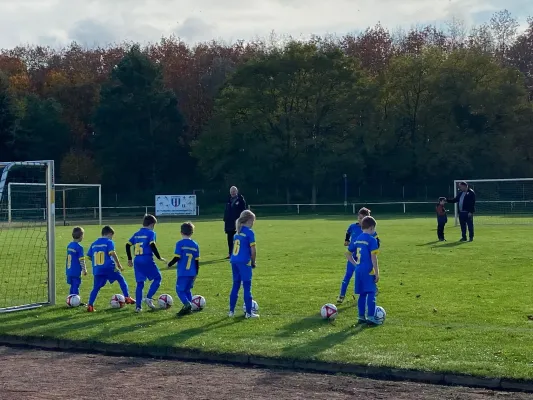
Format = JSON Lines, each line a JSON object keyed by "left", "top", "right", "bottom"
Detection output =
{"left": 224, "top": 186, "right": 247, "bottom": 258}
{"left": 446, "top": 181, "right": 476, "bottom": 242}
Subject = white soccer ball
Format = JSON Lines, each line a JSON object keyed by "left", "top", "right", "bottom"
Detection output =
{"left": 66, "top": 294, "right": 81, "bottom": 308}
{"left": 374, "top": 306, "right": 386, "bottom": 324}
{"left": 158, "top": 294, "right": 174, "bottom": 309}
{"left": 321, "top": 303, "right": 338, "bottom": 320}
{"left": 110, "top": 294, "right": 126, "bottom": 309}
{"left": 242, "top": 300, "right": 259, "bottom": 314}
{"left": 191, "top": 295, "right": 206, "bottom": 311}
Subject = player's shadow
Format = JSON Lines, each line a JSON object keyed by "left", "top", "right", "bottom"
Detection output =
{"left": 279, "top": 324, "right": 365, "bottom": 360}
{"left": 200, "top": 258, "right": 228, "bottom": 266}
{"left": 9, "top": 309, "right": 134, "bottom": 338}
{"left": 437, "top": 241, "right": 469, "bottom": 248}
{"left": 416, "top": 241, "right": 440, "bottom": 246}
{"left": 153, "top": 316, "right": 240, "bottom": 347}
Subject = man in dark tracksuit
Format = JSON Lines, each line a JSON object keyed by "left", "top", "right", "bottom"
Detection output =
{"left": 446, "top": 181, "right": 476, "bottom": 242}
{"left": 223, "top": 186, "right": 247, "bottom": 258}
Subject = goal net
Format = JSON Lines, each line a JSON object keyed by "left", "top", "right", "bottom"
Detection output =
{"left": 8, "top": 183, "right": 101, "bottom": 226}
{"left": 453, "top": 178, "right": 533, "bottom": 225}
{"left": 0, "top": 161, "right": 56, "bottom": 312}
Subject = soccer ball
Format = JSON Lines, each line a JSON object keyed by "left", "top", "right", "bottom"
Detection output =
{"left": 321, "top": 303, "right": 338, "bottom": 320}
{"left": 242, "top": 300, "right": 259, "bottom": 314}
{"left": 191, "top": 295, "right": 206, "bottom": 311}
{"left": 110, "top": 294, "right": 126, "bottom": 309}
{"left": 158, "top": 294, "right": 174, "bottom": 309}
{"left": 66, "top": 294, "right": 81, "bottom": 307}
{"left": 374, "top": 306, "right": 386, "bottom": 324}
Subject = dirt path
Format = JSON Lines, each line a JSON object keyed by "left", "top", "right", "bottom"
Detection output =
{"left": 0, "top": 346, "right": 531, "bottom": 399}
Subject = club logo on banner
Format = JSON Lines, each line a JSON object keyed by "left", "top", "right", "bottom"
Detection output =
{"left": 155, "top": 195, "right": 197, "bottom": 216}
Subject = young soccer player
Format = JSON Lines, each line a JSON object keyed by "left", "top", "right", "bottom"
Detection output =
{"left": 126, "top": 214, "right": 165, "bottom": 312}
{"left": 86, "top": 226, "right": 135, "bottom": 312}
{"left": 229, "top": 210, "right": 258, "bottom": 319}
{"left": 337, "top": 207, "right": 380, "bottom": 304}
{"left": 436, "top": 197, "right": 448, "bottom": 241}
{"left": 167, "top": 222, "right": 200, "bottom": 317}
{"left": 345, "top": 216, "right": 380, "bottom": 325}
{"left": 66, "top": 227, "right": 87, "bottom": 304}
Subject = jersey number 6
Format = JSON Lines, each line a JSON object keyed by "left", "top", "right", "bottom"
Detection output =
{"left": 232, "top": 240, "right": 241, "bottom": 256}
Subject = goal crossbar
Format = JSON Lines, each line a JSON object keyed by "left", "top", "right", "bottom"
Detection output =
{"left": 7, "top": 182, "right": 102, "bottom": 225}
{"left": 453, "top": 178, "right": 533, "bottom": 226}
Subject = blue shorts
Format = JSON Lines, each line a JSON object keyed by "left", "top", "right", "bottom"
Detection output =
{"left": 176, "top": 276, "right": 195, "bottom": 292}
{"left": 134, "top": 258, "right": 161, "bottom": 282}
{"left": 94, "top": 270, "right": 123, "bottom": 287}
{"left": 355, "top": 273, "right": 376, "bottom": 294}
{"left": 231, "top": 263, "right": 253, "bottom": 282}
{"left": 66, "top": 276, "right": 81, "bottom": 285}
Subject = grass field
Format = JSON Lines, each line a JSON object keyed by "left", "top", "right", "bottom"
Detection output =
{"left": 0, "top": 216, "right": 533, "bottom": 380}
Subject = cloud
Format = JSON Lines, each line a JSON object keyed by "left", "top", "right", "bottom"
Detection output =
{"left": 174, "top": 18, "right": 215, "bottom": 43}
{"left": 0, "top": 0, "right": 531, "bottom": 49}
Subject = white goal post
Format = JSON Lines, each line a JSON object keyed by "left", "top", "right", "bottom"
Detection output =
{"left": 8, "top": 183, "right": 102, "bottom": 226}
{"left": 453, "top": 178, "right": 533, "bottom": 225}
{"left": 0, "top": 160, "right": 56, "bottom": 312}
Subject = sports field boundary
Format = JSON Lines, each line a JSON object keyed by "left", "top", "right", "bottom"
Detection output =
{"left": 0, "top": 334, "right": 532, "bottom": 393}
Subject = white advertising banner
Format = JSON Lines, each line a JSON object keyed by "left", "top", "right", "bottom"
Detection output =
{"left": 155, "top": 195, "right": 197, "bottom": 216}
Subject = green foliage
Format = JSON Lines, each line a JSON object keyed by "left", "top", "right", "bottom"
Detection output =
{"left": 93, "top": 46, "right": 186, "bottom": 194}
{"left": 13, "top": 94, "right": 70, "bottom": 165}
{"left": 195, "top": 42, "right": 372, "bottom": 202}
{"left": 0, "top": 72, "right": 16, "bottom": 160}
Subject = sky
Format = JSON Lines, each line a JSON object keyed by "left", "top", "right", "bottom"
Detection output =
{"left": 0, "top": 0, "right": 531, "bottom": 49}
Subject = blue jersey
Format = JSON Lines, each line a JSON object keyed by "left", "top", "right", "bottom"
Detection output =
{"left": 347, "top": 223, "right": 362, "bottom": 242}
{"left": 87, "top": 237, "right": 116, "bottom": 275}
{"left": 66, "top": 241, "right": 84, "bottom": 277}
{"left": 173, "top": 238, "right": 200, "bottom": 277}
{"left": 128, "top": 228, "right": 156, "bottom": 258}
{"left": 347, "top": 223, "right": 380, "bottom": 248}
{"left": 230, "top": 226, "right": 256, "bottom": 265}
{"left": 349, "top": 232, "right": 379, "bottom": 276}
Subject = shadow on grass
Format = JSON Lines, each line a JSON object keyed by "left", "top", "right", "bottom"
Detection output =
{"left": 416, "top": 240, "right": 440, "bottom": 247}
{"left": 200, "top": 258, "right": 228, "bottom": 267}
{"left": 153, "top": 316, "right": 240, "bottom": 347}
{"left": 279, "top": 324, "right": 366, "bottom": 360}
{"left": 275, "top": 309, "right": 356, "bottom": 339}
{"left": 437, "top": 240, "right": 469, "bottom": 248}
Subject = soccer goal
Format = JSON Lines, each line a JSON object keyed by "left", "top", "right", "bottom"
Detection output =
{"left": 0, "top": 161, "right": 56, "bottom": 312}
{"left": 453, "top": 178, "right": 533, "bottom": 225}
{"left": 8, "top": 183, "right": 102, "bottom": 226}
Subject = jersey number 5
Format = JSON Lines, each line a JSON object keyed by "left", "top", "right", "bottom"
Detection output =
{"left": 354, "top": 248, "right": 361, "bottom": 265}
{"left": 134, "top": 243, "right": 143, "bottom": 256}
{"left": 232, "top": 240, "right": 241, "bottom": 256}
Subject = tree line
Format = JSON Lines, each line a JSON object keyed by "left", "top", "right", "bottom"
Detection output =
{"left": 0, "top": 10, "right": 532, "bottom": 205}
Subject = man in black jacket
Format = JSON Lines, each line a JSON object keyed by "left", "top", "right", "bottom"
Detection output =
{"left": 446, "top": 181, "right": 476, "bottom": 242}
{"left": 223, "top": 186, "right": 247, "bottom": 258}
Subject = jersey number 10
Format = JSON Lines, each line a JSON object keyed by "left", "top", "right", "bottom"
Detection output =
{"left": 94, "top": 251, "right": 105, "bottom": 266}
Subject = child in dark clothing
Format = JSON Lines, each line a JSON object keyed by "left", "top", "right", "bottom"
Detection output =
{"left": 436, "top": 197, "right": 448, "bottom": 241}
